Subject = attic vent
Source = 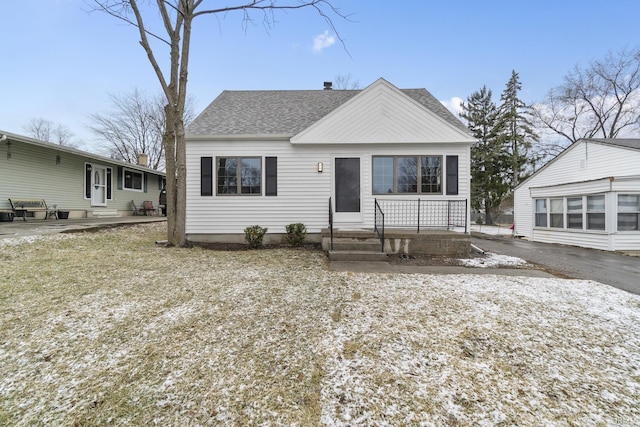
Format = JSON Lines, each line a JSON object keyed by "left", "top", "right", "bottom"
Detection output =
{"left": 323, "top": 81, "right": 332, "bottom": 90}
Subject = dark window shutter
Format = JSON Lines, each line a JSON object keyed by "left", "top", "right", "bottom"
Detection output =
{"left": 446, "top": 155, "right": 458, "bottom": 195}
{"left": 117, "top": 166, "right": 123, "bottom": 190}
{"left": 143, "top": 172, "right": 148, "bottom": 193}
{"left": 106, "top": 168, "right": 112, "bottom": 199}
{"left": 201, "top": 157, "right": 213, "bottom": 196}
{"left": 85, "top": 164, "right": 92, "bottom": 199}
{"left": 265, "top": 157, "right": 277, "bottom": 196}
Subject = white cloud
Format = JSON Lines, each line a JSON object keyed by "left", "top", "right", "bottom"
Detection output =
{"left": 440, "top": 96, "right": 464, "bottom": 118}
{"left": 312, "top": 30, "right": 336, "bottom": 53}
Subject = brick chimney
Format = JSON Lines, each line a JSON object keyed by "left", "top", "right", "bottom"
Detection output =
{"left": 138, "top": 153, "right": 148, "bottom": 168}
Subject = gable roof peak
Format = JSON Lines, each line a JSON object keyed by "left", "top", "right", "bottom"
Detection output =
{"left": 187, "top": 78, "right": 470, "bottom": 137}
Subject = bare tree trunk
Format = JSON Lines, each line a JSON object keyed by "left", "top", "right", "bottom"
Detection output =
{"left": 93, "top": 0, "right": 347, "bottom": 246}
{"left": 163, "top": 104, "right": 178, "bottom": 245}
{"left": 173, "top": 111, "right": 187, "bottom": 247}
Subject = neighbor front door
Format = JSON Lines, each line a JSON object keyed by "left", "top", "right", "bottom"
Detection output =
{"left": 334, "top": 157, "right": 362, "bottom": 224}
{"left": 91, "top": 165, "right": 107, "bottom": 206}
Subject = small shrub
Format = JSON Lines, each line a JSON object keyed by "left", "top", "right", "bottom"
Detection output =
{"left": 244, "top": 225, "right": 268, "bottom": 248}
{"left": 285, "top": 223, "right": 307, "bottom": 246}
{"left": 475, "top": 217, "right": 484, "bottom": 225}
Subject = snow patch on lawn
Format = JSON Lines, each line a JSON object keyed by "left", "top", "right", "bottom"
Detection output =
{"left": 0, "top": 233, "right": 76, "bottom": 248}
{"left": 458, "top": 253, "right": 528, "bottom": 268}
{"left": 1, "top": 224, "right": 639, "bottom": 426}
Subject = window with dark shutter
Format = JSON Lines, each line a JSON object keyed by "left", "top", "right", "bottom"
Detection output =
{"left": 85, "top": 163, "right": 92, "bottom": 199}
{"left": 446, "top": 155, "right": 458, "bottom": 195}
{"left": 265, "top": 157, "right": 277, "bottom": 196}
{"left": 201, "top": 157, "right": 213, "bottom": 196}
{"left": 117, "top": 166, "right": 123, "bottom": 190}
{"left": 106, "top": 168, "right": 112, "bottom": 200}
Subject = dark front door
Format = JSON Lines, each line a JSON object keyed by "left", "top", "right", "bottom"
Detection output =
{"left": 335, "top": 158, "right": 360, "bottom": 213}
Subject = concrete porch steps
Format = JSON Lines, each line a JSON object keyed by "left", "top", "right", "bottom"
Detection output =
{"left": 322, "top": 227, "right": 471, "bottom": 258}
{"left": 91, "top": 210, "right": 122, "bottom": 218}
{"left": 323, "top": 229, "right": 388, "bottom": 262}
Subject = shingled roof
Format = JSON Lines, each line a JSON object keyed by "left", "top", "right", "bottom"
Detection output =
{"left": 586, "top": 138, "right": 640, "bottom": 151}
{"left": 187, "top": 86, "right": 469, "bottom": 136}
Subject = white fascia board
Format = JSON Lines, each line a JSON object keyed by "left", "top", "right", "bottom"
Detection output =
{"left": 186, "top": 134, "right": 292, "bottom": 142}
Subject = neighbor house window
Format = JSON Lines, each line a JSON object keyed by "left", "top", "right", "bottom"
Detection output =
{"left": 124, "top": 168, "right": 143, "bottom": 191}
{"left": 372, "top": 155, "right": 441, "bottom": 194}
{"left": 586, "top": 195, "right": 605, "bottom": 230}
{"left": 618, "top": 194, "right": 640, "bottom": 231}
{"left": 535, "top": 199, "right": 547, "bottom": 227}
{"left": 567, "top": 197, "right": 583, "bottom": 229}
{"left": 217, "top": 157, "right": 261, "bottom": 195}
{"left": 549, "top": 198, "right": 564, "bottom": 228}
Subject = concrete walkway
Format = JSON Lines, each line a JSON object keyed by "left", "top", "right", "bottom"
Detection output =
{"left": 0, "top": 215, "right": 166, "bottom": 240}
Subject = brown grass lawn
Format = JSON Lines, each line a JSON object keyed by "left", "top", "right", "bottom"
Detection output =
{"left": 1, "top": 223, "right": 639, "bottom": 426}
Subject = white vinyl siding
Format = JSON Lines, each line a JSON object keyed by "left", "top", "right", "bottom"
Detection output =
{"left": 291, "top": 79, "right": 475, "bottom": 145}
{"left": 0, "top": 138, "right": 164, "bottom": 214}
{"left": 185, "top": 140, "right": 470, "bottom": 236}
{"left": 514, "top": 139, "right": 640, "bottom": 251}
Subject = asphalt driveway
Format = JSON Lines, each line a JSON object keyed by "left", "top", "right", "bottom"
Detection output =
{"left": 472, "top": 233, "right": 640, "bottom": 295}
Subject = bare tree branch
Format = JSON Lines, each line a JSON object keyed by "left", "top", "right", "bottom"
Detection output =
{"left": 87, "top": 88, "right": 196, "bottom": 170}
{"left": 533, "top": 47, "right": 640, "bottom": 146}
{"left": 22, "top": 118, "right": 78, "bottom": 147}
{"left": 91, "top": 0, "right": 350, "bottom": 246}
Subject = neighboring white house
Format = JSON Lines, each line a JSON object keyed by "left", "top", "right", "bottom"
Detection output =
{"left": 0, "top": 130, "right": 166, "bottom": 219}
{"left": 514, "top": 138, "right": 640, "bottom": 251}
{"left": 185, "top": 78, "right": 476, "bottom": 243}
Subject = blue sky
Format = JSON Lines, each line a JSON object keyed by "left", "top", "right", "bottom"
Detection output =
{"left": 1, "top": 0, "right": 639, "bottom": 151}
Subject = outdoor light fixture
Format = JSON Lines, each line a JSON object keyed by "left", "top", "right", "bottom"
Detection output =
{"left": 317, "top": 162, "right": 323, "bottom": 173}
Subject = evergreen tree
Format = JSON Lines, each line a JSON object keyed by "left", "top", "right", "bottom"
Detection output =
{"left": 498, "top": 70, "right": 539, "bottom": 188}
{"left": 460, "top": 85, "right": 509, "bottom": 225}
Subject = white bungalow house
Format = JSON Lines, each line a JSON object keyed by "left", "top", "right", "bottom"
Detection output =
{"left": 185, "top": 78, "right": 476, "bottom": 244}
{"left": 0, "top": 130, "right": 166, "bottom": 219}
{"left": 514, "top": 138, "right": 640, "bottom": 251}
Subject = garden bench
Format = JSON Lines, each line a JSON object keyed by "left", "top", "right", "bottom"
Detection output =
{"left": 8, "top": 198, "right": 58, "bottom": 220}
